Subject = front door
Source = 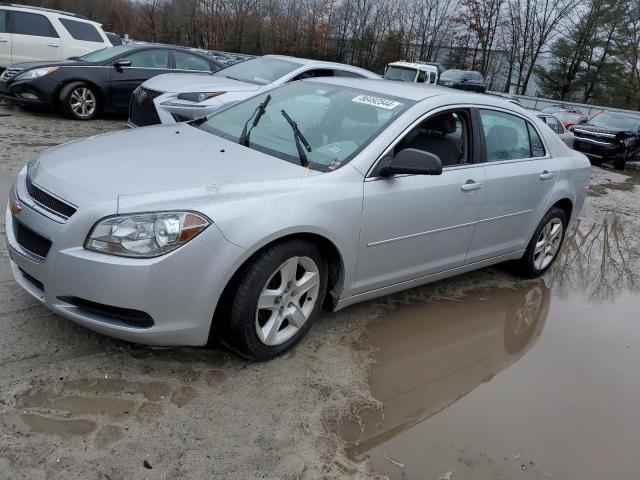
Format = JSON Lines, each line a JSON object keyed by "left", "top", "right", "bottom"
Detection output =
{"left": 8, "top": 10, "right": 61, "bottom": 64}
{"left": 355, "top": 109, "right": 486, "bottom": 294}
{"left": 109, "top": 48, "right": 171, "bottom": 111}
{"left": 466, "top": 108, "right": 558, "bottom": 262}
{"left": 0, "top": 10, "right": 10, "bottom": 67}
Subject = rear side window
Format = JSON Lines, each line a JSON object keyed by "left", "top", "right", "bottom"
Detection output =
{"left": 122, "top": 49, "right": 169, "bottom": 68}
{"left": 480, "top": 109, "right": 545, "bottom": 161}
{"left": 9, "top": 11, "right": 58, "bottom": 37}
{"left": 59, "top": 18, "right": 103, "bottom": 42}
{"left": 0, "top": 10, "right": 7, "bottom": 33}
{"left": 174, "top": 51, "right": 212, "bottom": 71}
{"left": 417, "top": 70, "right": 427, "bottom": 82}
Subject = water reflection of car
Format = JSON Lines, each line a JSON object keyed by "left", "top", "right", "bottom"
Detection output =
{"left": 343, "top": 281, "right": 550, "bottom": 458}
{"left": 573, "top": 111, "right": 640, "bottom": 170}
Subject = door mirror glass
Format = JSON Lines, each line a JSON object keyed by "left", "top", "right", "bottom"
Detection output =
{"left": 114, "top": 59, "right": 132, "bottom": 68}
{"left": 379, "top": 148, "right": 443, "bottom": 176}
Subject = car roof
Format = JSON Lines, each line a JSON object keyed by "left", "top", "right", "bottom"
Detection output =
{"left": 388, "top": 61, "right": 437, "bottom": 70}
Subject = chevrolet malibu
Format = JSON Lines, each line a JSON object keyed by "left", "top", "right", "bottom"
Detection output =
{"left": 5, "top": 79, "right": 590, "bottom": 360}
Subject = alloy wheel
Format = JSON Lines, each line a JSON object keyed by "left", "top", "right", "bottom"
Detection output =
{"left": 533, "top": 218, "right": 563, "bottom": 270}
{"left": 70, "top": 87, "right": 96, "bottom": 118}
{"left": 255, "top": 256, "right": 321, "bottom": 346}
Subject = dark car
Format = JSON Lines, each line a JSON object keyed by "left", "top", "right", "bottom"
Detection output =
{"left": 0, "top": 44, "right": 223, "bottom": 120}
{"left": 573, "top": 111, "right": 640, "bottom": 170}
{"left": 437, "top": 69, "right": 486, "bottom": 93}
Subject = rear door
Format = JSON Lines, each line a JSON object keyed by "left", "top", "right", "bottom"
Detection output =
{"left": 109, "top": 48, "right": 171, "bottom": 111}
{"left": 8, "top": 10, "right": 61, "bottom": 63}
{"left": 0, "top": 9, "right": 10, "bottom": 67}
{"left": 466, "top": 108, "right": 558, "bottom": 262}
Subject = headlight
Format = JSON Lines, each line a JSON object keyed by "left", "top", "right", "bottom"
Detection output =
{"left": 15, "top": 66, "right": 59, "bottom": 81}
{"left": 176, "top": 92, "right": 225, "bottom": 102}
{"left": 85, "top": 211, "right": 210, "bottom": 258}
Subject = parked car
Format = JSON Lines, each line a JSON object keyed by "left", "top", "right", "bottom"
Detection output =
{"left": 6, "top": 78, "right": 590, "bottom": 360}
{"left": 437, "top": 69, "right": 486, "bottom": 93}
{"left": 551, "top": 109, "right": 589, "bottom": 129}
{"left": 534, "top": 112, "right": 575, "bottom": 148}
{"left": 573, "top": 110, "right": 640, "bottom": 169}
{"left": 128, "top": 54, "right": 380, "bottom": 127}
{"left": 0, "top": 44, "right": 224, "bottom": 120}
{"left": 0, "top": 4, "right": 111, "bottom": 69}
{"left": 383, "top": 61, "right": 441, "bottom": 85}
{"left": 540, "top": 104, "right": 581, "bottom": 114}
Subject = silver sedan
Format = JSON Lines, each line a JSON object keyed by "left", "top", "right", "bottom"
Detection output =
{"left": 6, "top": 78, "right": 590, "bottom": 360}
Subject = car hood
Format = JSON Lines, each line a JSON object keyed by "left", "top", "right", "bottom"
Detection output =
{"left": 573, "top": 124, "right": 633, "bottom": 137}
{"left": 143, "top": 73, "right": 262, "bottom": 94}
{"left": 29, "top": 123, "right": 317, "bottom": 209}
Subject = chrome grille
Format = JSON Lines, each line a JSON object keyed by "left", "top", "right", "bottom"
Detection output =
{"left": 12, "top": 220, "right": 52, "bottom": 258}
{"left": 128, "top": 87, "right": 162, "bottom": 127}
{"left": 25, "top": 176, "right": 77, "bottom": 219}
{"left": 1, "top": 67, "right": 24, "bottom": 81}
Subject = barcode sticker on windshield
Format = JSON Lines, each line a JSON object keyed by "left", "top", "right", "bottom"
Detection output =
{"left": 351, "top": 95, "right": 400, "bottom": 110}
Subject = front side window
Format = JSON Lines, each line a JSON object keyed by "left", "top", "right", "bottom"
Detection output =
{"left": 59, "top": 18, "right": 103, "bottom": 42}
{"left": 174, "top": 51, "right": 213, "bottom": 71}
{"left": 200, "top": 82, "right": 412, "bottom": 171}
{"left": 122, "top": 49, "right": 169, "bottom": 68}
{"left": 396, "top": 110, "right": 471, "bottom": 167}
{"left": 0, "top": 10, "right": 7, "bottom": 33}
{"left": 480, "top": 110, "right": 545, "bottom": 161}
{"left": 213, "top": 57, "right": 299, "bottom": 85}
{"left": 417, "top": 70, "right": 427, "bottom": 83}
{"left": 10, "top": 11, "right": 58, "bottom": 37}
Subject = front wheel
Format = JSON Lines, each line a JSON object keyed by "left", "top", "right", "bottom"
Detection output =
{"left": 59, "top": 82, "right": 99, "bottom": 120}
{"left": 513, "top": 207, "right": 566, "bottom": 278}
{"left": 221, "top": 239, "right": 327, "bottom": 361}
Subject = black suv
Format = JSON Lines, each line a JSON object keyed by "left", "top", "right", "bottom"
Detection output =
{"left": 437, "top": 69, "right": 486, "bottom": 93}
{"left": 573, "top": 111, "right": 640, "bottom": 170}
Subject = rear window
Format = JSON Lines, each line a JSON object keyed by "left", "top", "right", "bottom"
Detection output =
{"left": 59, "top": 18, "right": 103, "bottom": 42}
{"left": 9, "top": 11, "right": 58, "bottom": 37}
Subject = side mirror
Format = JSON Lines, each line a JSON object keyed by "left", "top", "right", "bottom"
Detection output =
{"left": 378, "top": 148, "right": 443, "bottom": 177}
{"left": 114, "top": 59, "right": 132, "bottom": 70}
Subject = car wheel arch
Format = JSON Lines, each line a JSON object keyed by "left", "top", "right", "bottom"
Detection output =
{"left": 208, "top": 232, "right": 346, "bottom": 342}
{"left": 56, "top": 80, "right": 104, "bottom": 111}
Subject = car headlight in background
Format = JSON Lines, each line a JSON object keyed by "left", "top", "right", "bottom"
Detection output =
{"left": 15, "top": 66, "right": 59, "bottom": 81}
{"left": 85, "top": 211, "right": 210, "bottom": 258}
{"left": 176, "top": 92, "right": 225, "bottom": 102}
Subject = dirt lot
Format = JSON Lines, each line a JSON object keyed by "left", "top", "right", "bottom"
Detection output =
{"left": 1, "top": 102, "right": 640, "bottom": 480}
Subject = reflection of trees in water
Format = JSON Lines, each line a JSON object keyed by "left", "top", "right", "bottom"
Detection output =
{"left": 549, "top": 217, "right": 640, "bottom": 301}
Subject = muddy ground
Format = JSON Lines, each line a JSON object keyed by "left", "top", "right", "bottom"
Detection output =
{"left": 1, "top": 101, "right": 639, "bottom": 480}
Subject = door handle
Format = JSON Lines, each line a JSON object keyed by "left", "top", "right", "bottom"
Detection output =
{"left": 540, "top": 170, "right": 555, "bottom": 180}
{"left": 47, "top": 43, "right": 59, "bottom": 48}
{"left": 0, "top": 38, "right": 8, "bottom": 43}
{"left": 460, "top": 180, "right": 483, "bottom": 192}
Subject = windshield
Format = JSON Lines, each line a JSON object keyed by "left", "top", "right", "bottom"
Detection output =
{"left": 587, "top": 112, "right": 640, "bottom": 131}
{"left": 213, "top": 57, "right": 300, "bottom": 85}
{"left": 440, "top": 70, "right": 465, "bottom": 81}
{"left": 384, "top": 66, "right": 417, "bottom": 82}
{"left": 199, "top": 81, "right": 412, "bottom": 171}
{"left": 78, "top": 45, "right": 132, "bottom": 62}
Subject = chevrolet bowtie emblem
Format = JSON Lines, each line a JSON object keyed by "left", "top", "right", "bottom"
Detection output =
{"left": 10, "top": 201, "right": 22, "bottom": 215}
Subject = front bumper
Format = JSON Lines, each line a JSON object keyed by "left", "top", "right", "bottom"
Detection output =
{"left": 5, "top": 172, "right": 245, "bottom": 346}
{"left": 574, "top": 137, "right": 623, "bottom": 161}
{"left": 0, "top": 76, "right": 58, "bottom": 107}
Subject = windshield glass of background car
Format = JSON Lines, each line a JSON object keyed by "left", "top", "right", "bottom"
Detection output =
{"left": 384, "top": 66, "right": 417, "bottom": 82}
{"left": 440, "top": 70, "right": 465, "bottom": 81}
{"left": 79, "top": 45, "right": 131, "bottom": 62}
{"left": 200, "top": 82, "right": 411, "bottom": 171}
{"left": 213, "top": 57, "right": 299, "bottom": 85}
{"left": 554, "top": 111, "right": 581, "bottom": 124}
{"left": 588, "top": 113, "right": 640, "bottom": 131}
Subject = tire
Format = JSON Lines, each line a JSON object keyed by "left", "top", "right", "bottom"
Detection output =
{"left": 513, "top": 207, "right": 567, "bottom": 278}
{"left": 221, "top": 239, "right": 328, "bottom": 361}
{"left": 59, "top": 82, "right": 99, "bottom": 120}
{"left": 612, "top": 155, "right": 627, "bottom": 170}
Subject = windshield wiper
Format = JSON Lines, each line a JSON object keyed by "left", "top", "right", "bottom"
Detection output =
{"left": 238, "top": 94, "right": 271, "bottom": 147}
{"left": 281, "top": 109, "right": 311, "bottom": 167}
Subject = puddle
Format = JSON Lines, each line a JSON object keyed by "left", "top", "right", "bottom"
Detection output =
{"left": 5, "top": 414, "right": 96, "bottom": 437}
{"left": 330, "top": 167, "right": 640, "bottom": 479}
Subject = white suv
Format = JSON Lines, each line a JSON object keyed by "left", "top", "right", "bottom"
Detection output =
{"left": 0, "top": 4, "right": 111, "bottom": 68}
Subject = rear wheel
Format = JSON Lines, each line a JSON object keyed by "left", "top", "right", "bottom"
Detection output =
{"left": 59, "top": 82, "right": 98, "bottom": 120}
{"left": 513, "top": 207, "right": 566, "bottom": 278}
{"left": 221, "top": 239, "right": 327, "bottom": 361}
